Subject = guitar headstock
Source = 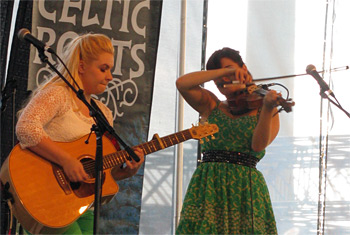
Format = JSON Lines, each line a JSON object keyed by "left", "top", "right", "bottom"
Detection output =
{"left": 189, "top": 123, "right": 219, "bottom": 140}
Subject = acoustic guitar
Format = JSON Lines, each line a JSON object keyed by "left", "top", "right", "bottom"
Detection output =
{"left": 0, "top": 123, "right": 218, "bottom": 234}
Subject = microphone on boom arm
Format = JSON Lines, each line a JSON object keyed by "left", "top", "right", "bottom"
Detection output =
{"left": 17, "top": 28, "right": 54, "bottom": 54}
{"left": 306, "top": 64, "right": 334, "bottom": 97}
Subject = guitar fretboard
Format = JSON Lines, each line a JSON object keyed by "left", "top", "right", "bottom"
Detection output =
{"left": 102, "top": 129, "right": 192, "bottom": 170}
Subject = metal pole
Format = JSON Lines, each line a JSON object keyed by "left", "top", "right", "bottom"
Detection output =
{"left": 175, "top": 0, "right": 187, "bottom": 228}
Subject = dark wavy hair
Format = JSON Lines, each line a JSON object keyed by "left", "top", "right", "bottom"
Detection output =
{"left": 206, "top": 47, "right": 244, "bottom": 70}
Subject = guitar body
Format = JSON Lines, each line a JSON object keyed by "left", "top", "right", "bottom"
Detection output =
{"left": 0, "top": 134, "right": 119, "bottom": 234}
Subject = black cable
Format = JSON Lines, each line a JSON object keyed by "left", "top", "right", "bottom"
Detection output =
{"left": 51, "top": 51, "right": 81, "bottom": 90}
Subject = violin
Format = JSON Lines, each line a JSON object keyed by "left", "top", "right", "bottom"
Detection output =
{"left": 227, "top": 83, "right": 295, "bottom": 115}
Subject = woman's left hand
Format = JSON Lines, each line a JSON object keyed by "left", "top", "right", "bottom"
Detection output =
{"left": 123, "top": 147, "right": 145, "bottom": 177}
{"left": 112, "top": 147, "right": 145, "bottom": 180}
{"left": 263, "top": 90, "right": 281, "bottom": 110}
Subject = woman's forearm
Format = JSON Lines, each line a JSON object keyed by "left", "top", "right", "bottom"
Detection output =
{"left": 251, "top": 106, "right": 280, "bottom": 152}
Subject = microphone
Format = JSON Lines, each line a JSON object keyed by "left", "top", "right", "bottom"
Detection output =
{"left": 17, "top": 28, "right": 54, "bottom": 53}
{"left": 306, "top": 64, "right": 334, "bottom": 97}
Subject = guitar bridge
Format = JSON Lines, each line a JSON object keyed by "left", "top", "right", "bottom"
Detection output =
{"left": 52, "top": 164, "right": 72, "bottom": 195}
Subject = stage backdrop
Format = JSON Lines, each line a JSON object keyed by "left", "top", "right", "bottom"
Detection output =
{"left": 28, "top": 0, "right": 162, "bottom": 233}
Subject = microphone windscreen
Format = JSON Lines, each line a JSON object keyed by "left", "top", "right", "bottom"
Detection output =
{"left": 17, "top": 28, "right": 30, "bottom": 41}
{"left": 306, "top": 64, "right": 316, "bottom": 74}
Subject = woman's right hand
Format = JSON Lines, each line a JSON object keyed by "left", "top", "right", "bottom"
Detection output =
{"left": 27, "top": 137, "right": 90, "bottom": 183}
{"left": 62, "top": 157, "right": 89, "bottom": 182}
{"left": 233, "top": 67, "right": 252, "bottom": 84}
{"left": 221, "top": 67, "right": 252, "bottom": 85}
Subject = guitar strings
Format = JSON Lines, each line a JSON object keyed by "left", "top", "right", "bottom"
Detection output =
{"left": 80, "top": 131, "right": 194, "bottom": 177}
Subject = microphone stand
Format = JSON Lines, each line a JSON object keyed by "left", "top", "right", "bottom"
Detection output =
{"left": 319, "top": 90, "right": 350, "bottom": 118}
{"left": 36, "top": 49, "right": 140, "bottom": 234}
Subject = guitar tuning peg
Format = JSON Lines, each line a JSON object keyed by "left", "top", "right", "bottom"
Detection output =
{"left": 211, "top": 135, "right": 215, "bottom": 140}
{"left": 200, "top": 139, "right": 204, "bottom": 144}
{"left": 205, "top": 137, "right": 209, "bottom": 142}
{"left": 192, "top": 123, "right": 195, "bottom": 127}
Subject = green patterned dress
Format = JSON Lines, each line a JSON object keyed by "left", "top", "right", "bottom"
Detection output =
{"left": 176, "top": 106, "right": 277, "bottom": 234}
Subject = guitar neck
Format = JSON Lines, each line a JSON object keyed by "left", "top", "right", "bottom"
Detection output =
{"left": 103, "top": 129, "right": 192, "bottom": 170}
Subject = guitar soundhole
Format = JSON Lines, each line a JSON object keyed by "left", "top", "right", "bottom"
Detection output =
{"left": 81, "top": 157, "right": 95, "bottom": 178}
{"left": 70, "top": 180, "right": 95, "bottom": 198}
{"left": 70, "top": 182, "right": 81, "bottom": 190}
{"left": 69, "top": 157, "right": 106, "bottom": 198}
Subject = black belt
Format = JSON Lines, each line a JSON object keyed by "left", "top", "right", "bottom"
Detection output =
{"left": 201, "top": 150, "right": 260, "bottom": 169}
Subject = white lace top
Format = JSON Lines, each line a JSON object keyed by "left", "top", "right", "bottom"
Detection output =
{"left": 16, "top": 85, "right": 113, "bottom": 148}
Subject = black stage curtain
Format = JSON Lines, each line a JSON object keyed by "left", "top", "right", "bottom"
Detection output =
{"left": 0, "top": 1, "right": 33, "bottom": 234}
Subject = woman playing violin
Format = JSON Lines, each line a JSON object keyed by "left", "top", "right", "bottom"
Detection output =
{"left": 176, "top": 47, "right": 279, "bottom": 234}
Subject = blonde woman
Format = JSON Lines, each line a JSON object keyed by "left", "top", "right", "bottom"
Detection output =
{"left": 16, "top": 33, "right": 144, "bottom": 234}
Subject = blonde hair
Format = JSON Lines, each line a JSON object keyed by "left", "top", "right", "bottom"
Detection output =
{"left": 18, "top": 33, "right": 114, "bottom": 116}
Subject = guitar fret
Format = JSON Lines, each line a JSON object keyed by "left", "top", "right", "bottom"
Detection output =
{"left": 166, "top": 136, "right": 173, "bottom": 146}
{"left": 113, "top": 152, "right": 119, "bottom": 166}
{"left": 183, "top": 130, "right": 190, "bottom": 140}
{"left": 149, "top": 142, "right": 155, "bottom": 152}
{"left": 173, "top": 134, "right": 180, "bottom": 143}
{"left": 108, "top": 154, "right": 117, "bottom": 167}
{"left": 108, "top": 155, "right": 115, "bottom": 167}
{"left": 138, "top": 144, "right": 147, "bottom": 155}
{"left": 164, "top": 136, "right": 172, "bottom": 146}
{"left": 170, "top": 135, "right": 177, "bottom": 145}
{"left": 142, "top": 144, "right": 150, "bottom": 155}
{"left": 102, "top": 157, "right": 108, "bottom": 170}
{"left": 179, "top": 132, "right": 186, "bottom": 141}
{"left": 176, "top": 133, "right": 185, "bottom": 142}
{"left": 105, "top": 155, "right": 113, "bottom": 168}
{"left": 182, "top": 131, "right": 192, "bottom": 141}
{"left": 102, "top": 157, "right": 108, "bottom": 169}
{"left": 159, "top": 138, "right": 167, "bottom": 148}
{"left": 121, "top": 151, "right": 129, "bottom": 162}
{"left": 166, "top": 136, "right": 173, "bottom": 145}
{"left": 110, "top": 153, "right": 119, "bottom": 165}
{"left": 101, "top": 157, "right": 105, "bottom": 168}
{"left": 144, "top": 143, "right": 152, "bottom": 154}
{"left": 151, "top": 140, "right": 160, "bottom": 152}
{"left": 101, "top": 159, "right": 107, "bottom": 170}
{"left": 115, "top": 152, "right": 124, "bottom": 164}
{"left": 120, "top": 152, "right": 126, "bottom": 162}
{"left": 162, "top": 137, "right": 169, "bottom": 147}
{"left": 141, "top": 143, "right": 149, "bottom": 154}
{"left": 143, "top": 143, "right": 152, "bottom": 154}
